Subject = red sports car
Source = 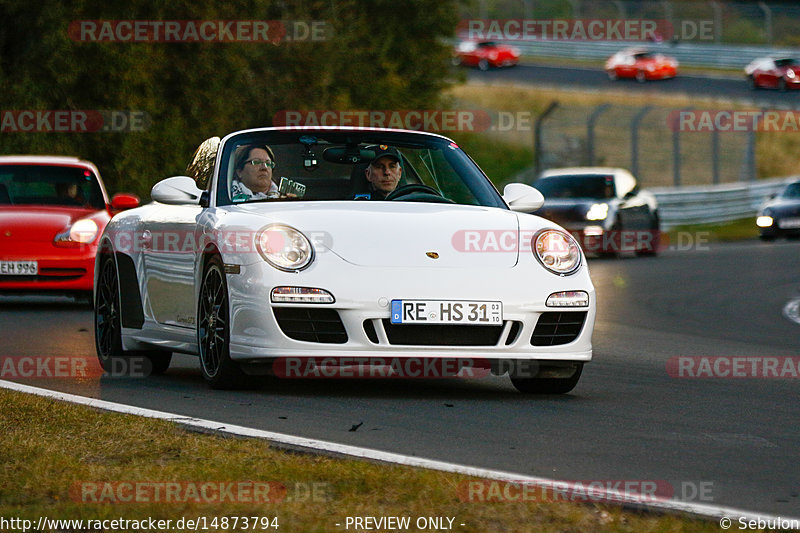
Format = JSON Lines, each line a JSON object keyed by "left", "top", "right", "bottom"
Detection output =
{"left": 605, "top": 48, "right": 678, "bottom": 82}
{"left": 0, "top": 155, "right": 139, "bottom": 302}
{"left": 452, "top": 41, "right": 520, "bottom": 70}
{"left": 745, "top": 57, "right": 800, "bottom": 91}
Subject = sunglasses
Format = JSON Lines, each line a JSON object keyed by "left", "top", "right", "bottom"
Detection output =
{"left": 245, "top": 159, "right": 276, "bottom": 168}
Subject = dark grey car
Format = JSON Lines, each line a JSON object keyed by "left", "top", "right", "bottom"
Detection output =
{"left": 532, "top": 167, "right": 660, "bottom": 257}
{"left": 757, "top": 180, "right": 800, "bottom": 240}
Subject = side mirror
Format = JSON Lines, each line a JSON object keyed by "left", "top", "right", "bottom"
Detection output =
{"left": 110, "top": 193, "right": 140, "bottom": 210}
{"left": 151, "top": 176, "right": 204, "bottom": 205}
{"left": 502, "top": 183, "right": 545, "bottom": 212}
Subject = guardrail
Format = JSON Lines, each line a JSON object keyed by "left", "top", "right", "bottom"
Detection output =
{"left": 504, "top": 40, "right": 800, "bottom": 70}
{"left": 650, "top": 176, "right": 796, "bottom": 229}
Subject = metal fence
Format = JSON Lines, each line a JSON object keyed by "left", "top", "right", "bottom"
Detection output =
{"left": 533, "top": 102, "right": 755, "bottom": 188}
{"left": 652, "top": 176, "right": 795, "bottom": 228}
{"left": 458, "top": 0, "right": 800, "bottom": 47}
{"left": 507, "top": 39, "right": 800, "bottom": 70}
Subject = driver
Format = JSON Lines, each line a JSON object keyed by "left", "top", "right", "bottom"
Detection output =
{"left": 364, "top": 145, "right": 402, "bottom": 200}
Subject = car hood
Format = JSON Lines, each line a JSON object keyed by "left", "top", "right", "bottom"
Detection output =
{"left": 0, "top": 206, "right": 99, "bottom": 242}
{"left": 762, "top": 197, "right": 800, "bottom": 216}
{"left": 231, "top": 202, "right": 524, "bottom": 268}
{"left": 533, "top": 199, "right": 607, "bottom": 223}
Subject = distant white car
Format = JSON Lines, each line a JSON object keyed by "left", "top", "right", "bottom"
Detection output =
{"left": 94, "top": 127, "right": 595, "bottom": 393}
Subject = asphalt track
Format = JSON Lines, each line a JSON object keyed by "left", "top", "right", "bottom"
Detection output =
{"left": 466, "top": 63, "right": 800, "bottom": 107}
{"left": 1, "top": 239, "right": 799, "bottom": 519}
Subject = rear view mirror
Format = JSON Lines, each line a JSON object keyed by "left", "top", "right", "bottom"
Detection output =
{"left": 322, "top": 146, "right": 376, "bottom": 164}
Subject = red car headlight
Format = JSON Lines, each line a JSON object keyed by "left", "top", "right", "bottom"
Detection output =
{"left": 54, "top": 218, "right": 99, "bottom": 245}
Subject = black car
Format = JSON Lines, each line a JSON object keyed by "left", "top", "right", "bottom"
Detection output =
{"left": 532, "top": 167, "right": 660, "bottom": 256}
{"left": 757, "top": 180, "right": 800, "bottom": 240}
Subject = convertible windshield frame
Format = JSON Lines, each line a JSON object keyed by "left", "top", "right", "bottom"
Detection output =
{"left": 212, "top": 128, "right": 506, "bottom": 209}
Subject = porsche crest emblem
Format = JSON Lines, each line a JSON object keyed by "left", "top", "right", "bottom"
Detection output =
{"left": 426, "top": 252, "right": 439, "bottom": 259}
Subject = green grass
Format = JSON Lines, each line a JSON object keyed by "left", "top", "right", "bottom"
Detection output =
{"left": 0, "top": 387, "right": 722, "bottom": 532}
{"left": 449, "top": 131, "right": 535, "bottom": 187}
{"left": 668, "top": 217, "right": 759, "bottom": 242}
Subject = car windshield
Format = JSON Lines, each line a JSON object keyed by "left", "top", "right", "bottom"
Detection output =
{"left": 781, "top": 182, "right": 800, "bottom": 198}
{"left": 533, "top": 175, "right": 616, "bottom": 200}
{"left": 0, "top": 164, "right": 105, "bottom": 209}
{"left": 215, "top": 130, "right": 505, "bottom": 208}
{"left": 774, "top": 58, "right": 799, "bottom": 67}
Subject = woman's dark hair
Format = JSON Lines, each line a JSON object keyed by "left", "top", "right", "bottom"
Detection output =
{"left": 233, "top": 144, "right": 275, "bottom": 170}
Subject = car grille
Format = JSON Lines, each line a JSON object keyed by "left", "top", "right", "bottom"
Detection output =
{"left": 531, "top": 312, "right": 587, "bottom": 346}
{"left": 379, "top": 320, "right": 505, "bottom": 346}
{"left": 273, "top": 307, "right": 348, "bottom": 344}
{"left": 0, "top": 267, "right": 87, "bottom": 282}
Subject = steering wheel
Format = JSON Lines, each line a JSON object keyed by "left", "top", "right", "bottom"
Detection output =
{"left": 384, "top": 184, "right": 452, "bottom": 203}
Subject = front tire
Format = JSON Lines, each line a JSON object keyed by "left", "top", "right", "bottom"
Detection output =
{"left": 636, "top": 70, "right": 647, "bottom": 83}
{"left": 478, "top": 59, "right": 489, "bottom": 71}
{"left": 198, "top": 255, "right": 251, "bottom": 389}
{"left": 95, "top": 254, "right": 124, "bottom": 371}
{"left": 510, "top": 363, "right": 583, "bottom": 394}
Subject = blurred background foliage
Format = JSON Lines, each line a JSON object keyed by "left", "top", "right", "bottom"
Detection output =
{"left": 0, "top": 0, "right": 460, "bottom": 197}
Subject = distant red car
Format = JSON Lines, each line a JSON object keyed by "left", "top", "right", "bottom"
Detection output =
{"left": 452, "top": 41, "right": 520, "bottom": 70}
{"left": 745, "top": 57, "right": 800, "bottom": 91}
{"left": 605, "top": 48, "right": 678, "bottom": 82}
{"left": 0, "top": 155, "right": 139, "bottom": 302}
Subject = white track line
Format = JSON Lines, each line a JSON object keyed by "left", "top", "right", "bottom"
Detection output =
{"left": 2, "top": 379, "right": 798, "bottom": 524}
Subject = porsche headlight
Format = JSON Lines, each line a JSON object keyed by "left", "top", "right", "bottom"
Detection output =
{"left": 787, "top": 70, "right": 796, "bottom": 79}
{"left": 586, "top": 203, "right": 609, "bottom": 221}
{"left": 256, "top": 224, "right": 314, "bottom": 271}
{"left": 54, "top": 218, "right": 98, "bottom": 244}
{"left": 533, "top": 229, "right": 582, "bottom": 275}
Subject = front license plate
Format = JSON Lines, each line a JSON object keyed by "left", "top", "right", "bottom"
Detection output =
{"left": 778, "top": 217, "right": 800, "bottom": 229}
{"left": 391, "top": 300, "right": 502, "bottom": 325}
{"left": 0, "top": 260, "right": 38, "bottom": 275}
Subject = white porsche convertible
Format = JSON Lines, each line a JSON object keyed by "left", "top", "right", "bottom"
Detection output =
{"left": 94, "top": 127, "right": 595, "bottom": 392}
